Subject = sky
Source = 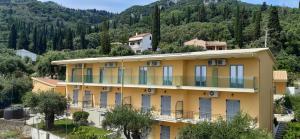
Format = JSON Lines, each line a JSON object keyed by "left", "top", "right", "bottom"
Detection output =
{"left": 38, "top": 0, "right": 298, "bottom": 13}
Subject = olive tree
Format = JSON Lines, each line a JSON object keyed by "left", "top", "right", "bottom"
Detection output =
{"left": 102, "top": 105, "right": 153, "bottom": 139}
{"left": 23, "top": 91, "right": 67, "bottom": 130}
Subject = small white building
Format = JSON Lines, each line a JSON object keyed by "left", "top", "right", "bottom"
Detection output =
{"left": 16, "top": 49, "right": 37, "bottom": 62}
{"left": 128, "top": 33, "right": 152, "bottom": 53}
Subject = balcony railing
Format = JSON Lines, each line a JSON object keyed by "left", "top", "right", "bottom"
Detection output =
{"left": 67, "top": 75, "right": 257, "bottom": 89}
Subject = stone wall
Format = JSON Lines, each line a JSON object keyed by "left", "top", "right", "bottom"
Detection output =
{"left": 0, "top": 119, "right": 31, "bottom": 137}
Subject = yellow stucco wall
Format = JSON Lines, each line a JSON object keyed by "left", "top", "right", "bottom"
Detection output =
{"left": 258, "top": 51, "right": 274, "bottom": 131}
{"left": 63, "top": 51, "right": 274, "bottom": 137}
{"left": 274, "top": 82, "right": 287, "bottom": 95}
{"left": 32, "top": 80, "right": 66, "bottom": 96}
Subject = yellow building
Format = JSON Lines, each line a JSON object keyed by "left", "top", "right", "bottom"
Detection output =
{"left": 273, "top": 71, "right": 288, "bottom": 95}
{"left": 52, "top": 48, "right": 275, "bottom": 138}
{"left": 32, "top": 77, "right": 66, "bottom": 96}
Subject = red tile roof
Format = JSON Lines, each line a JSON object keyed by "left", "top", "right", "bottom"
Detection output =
{"left": 273, "top": 71, "right": 288, "bottom": 82}
{"left": 32, "top": 77, "right": 65, "bottom": 87}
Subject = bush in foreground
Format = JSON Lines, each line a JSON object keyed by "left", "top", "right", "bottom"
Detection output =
{"left": 73, "top": 111, "right": 89, "bottom": 126}
{"left": 178, "top": 113, "right": 272, "bottom": 139}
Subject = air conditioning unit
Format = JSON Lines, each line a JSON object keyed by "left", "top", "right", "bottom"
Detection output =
{"left": 102, "top": 87, "right": 112, "bottom": 92}
{"left": 146, "top": 88, "right": 156, "bottom": 95}
{"left": 217, "top": 59, "right": 227, "bottom": 66}
{"left": 208, "top": 59, "right": 217, "bottom": 66}
{"left": 105, "top": 62, "right": 117, "bottom": 68}
{"left": 147, "top": 61, "right": 161, "bottom": 67}
{"left": 208, "top": 91, "right": 219, "bottom": 97}
{"left": 74, "top": 85, "right": 80, "bottom": 90}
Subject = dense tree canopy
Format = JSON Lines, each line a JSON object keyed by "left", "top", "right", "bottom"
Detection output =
{"left": 23, "top": 91, "right": 67, "bottom": 130}
{"left": 102, "top": 105, "right": 153, "bottom": 139}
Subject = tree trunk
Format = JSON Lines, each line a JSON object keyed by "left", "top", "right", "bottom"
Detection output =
{"left": 131, "top": 130, "right": 141, "bottom": 139}
{"left": 123, "top": 127, "right": 131, "bottom": 139}
{"left": 45, "top": 113, "right": 55, "bottom": 130}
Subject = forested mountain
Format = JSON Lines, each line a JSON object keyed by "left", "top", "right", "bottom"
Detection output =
{"left": 0, "top": 0, "right": 114, "bottom": 52}
{"left": 0, "top": 0, "right": 299, "bottom": 77}
{"left": 111, "top": 0, "right": 300, "bottom": 54}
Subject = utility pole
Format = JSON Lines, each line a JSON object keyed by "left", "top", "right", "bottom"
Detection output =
{"left": 264, "top": 28, "right": 268, "bottom": 48}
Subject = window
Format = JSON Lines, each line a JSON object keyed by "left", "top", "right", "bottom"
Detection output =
{"left": 195, "top": 66, "right": 207, "bottom": 86}
{"left": 72, "top": 90, "right": 79, "bottom": 106}
{"left": 230, "top": 65, "right": 244, "bottom": 88}
{"left": 150, "top": 36, "right": 152, "bottom": 40}
{"left": 130, "top": 42, "right": 135, "bottom": 45}
{"left": 85, "top": 68, "right": 93, "bottom": 83}
{"left": 161, "top": 96, "right": 171, "bottom": 115}
{"left": 137, "top": 41, "right": 140, "bottom": 45}
{"left": 84, "top": 91, "right": 92, "bottom": 108}
{"left": 99, "top": 68, "right": 104, "bottom": 83}
{"left": 199, "top": 98, "right": 211, "bottom": 120}
{"left": 115, "top": 93, "right": 121, "bottom": 106}
{"left": 141, "top": 94, "right": 151, "bottom": 113}
{"left": 160, "top": 126, "right": 170, "bottom": 139}
{"left": 117, "top": 68, "right": 123, "bottom": 84}
{"left": 71, "top": 68, "right": 81, "bottom": 82}
{"left": 163, "top": 66, "right": 173, "bottom": 85}
{"left": 100, "top": 92, "right": 108, "bottom": 108}
{"left": 139, "top": 67, "right": 148, "bottom": 85}
{"left": 226, "top": 100, "right": 240, "bottom": 121}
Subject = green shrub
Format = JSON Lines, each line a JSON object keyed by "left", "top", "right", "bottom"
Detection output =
{"left": 284, "top": 122, "right": 300, "bottom": 139}
{"left": 69, "top": 126, "right": 111, "bottom": 139}
{"left": 73, "top": 111, "right": 89, "bottom": 125}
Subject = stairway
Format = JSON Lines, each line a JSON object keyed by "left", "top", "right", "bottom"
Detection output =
{"left": 275, "top": 122, "right": 287, "bottom": 139}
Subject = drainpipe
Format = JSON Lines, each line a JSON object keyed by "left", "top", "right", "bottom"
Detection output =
{"left": 121, "top": 60, "right": 124, "bottom": 105}
{"left": 81, "top": 63, "right": 85, "bottom": 110}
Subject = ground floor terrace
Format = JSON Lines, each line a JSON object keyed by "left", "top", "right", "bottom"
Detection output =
{"left": 65, "top": 85, "right": 272, "bottom": 138}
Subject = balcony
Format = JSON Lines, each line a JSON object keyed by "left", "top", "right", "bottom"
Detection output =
{"left": 66, "top": 75, "right": 257, "bottom": 92}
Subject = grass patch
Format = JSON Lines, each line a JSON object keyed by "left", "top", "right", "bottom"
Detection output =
{"left": 0, "top": 130, "right": 20, "bottom": 138}
{"left": 36, "top": 119, "right": 112, "bottom": 138}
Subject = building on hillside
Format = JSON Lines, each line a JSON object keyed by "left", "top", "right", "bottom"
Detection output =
{"left": 273, "top": 71, "right": 288, "bottom": 95}
{"left": 184, "top": 39, "right": 227, "bottom": 50}
{"left": 52, "top": 48, "right": 275, "bottom": 138}
{"left": 32, "top": 77, "right": 66, "bottom": 96}
{"left": 16, "top": 49, "right": 37, "bottom": 62}
{"left": 204, "top": 0, "right": 221, "bottom": 5}
{"left": 128, "top": 33, "right": 152, "bottom": 53}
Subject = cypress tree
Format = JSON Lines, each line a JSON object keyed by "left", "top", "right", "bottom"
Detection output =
{"left": 8, "top": 24, "right": 17, "bottom": 49}
{"left": 186, "top": 6, "right": 192, "bottom": 23}
{"left": 234, "top": 3, "right": 243, "bottom": 48}
{"left": 268, "top": 6, "right": 282, "bottom": 37}
{"left": 100, "top": 21, "right": 111, "bottom": 54}
{"left": 171, "top": 13, "right": 176, "bottom": 25}
{"left": 198, "top": 4, "right": 207, "bottom": 22}
{"left": 151, "top": 4, "right": 160, "bottom": 51}
{"left": 66, "top": 28, "right": 74, "bottom": 50}
{"left": 80, "top": 31, "right": 86, "bottom": 49}
{"left": 32, "top": 26, "right": 38, "bottom": 53}
{"left": 261, "top": 2, "right": 268, "bottom": 11}
{"left": 254, "top": 10, "right": 262, "bottom": 40}
{"left": 223, "top": 3, "right": 230, "bottom": 20}
{"left": 267, "top": 6, "right": 283, "bottom": 54}
{"left": 18, "top": 30, "right": 29, "bottom": 50}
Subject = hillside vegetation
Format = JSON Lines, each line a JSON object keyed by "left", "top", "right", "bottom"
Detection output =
{"left": 0, "top": 0, "right": 299, "bottom": 82}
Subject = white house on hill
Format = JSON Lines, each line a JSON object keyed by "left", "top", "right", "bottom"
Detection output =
{"left": 16, "top": 49, "right": 37, "bottom": 62}
{"left": 128, "top": 33, "right": 152, "bottom": 53}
